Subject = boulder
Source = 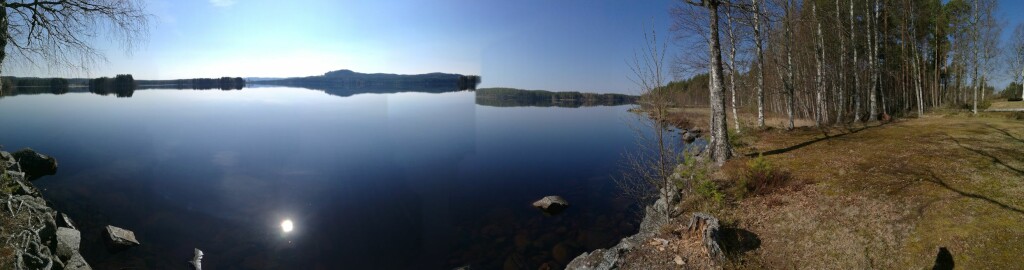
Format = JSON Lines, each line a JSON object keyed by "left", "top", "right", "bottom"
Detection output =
{"left": 58, "top": 212, "right": 77, "bottom": 230}
{"left": 1, "top": 151, "right": 18, "bottom": 171}
{"left": 532, "top": 196, "right": 570, "bottom": 215}
{"left": 56, "top": 227, "right": 82, "bottom": 261}
{"left": 687, "top": 212, "right": 725, "bottom": 262}
{"left": 12, "top": 148, "right": 58, "bottom": 180}
{"left": 2, "top": 170, "right": 40, "bottom": 196}
{"left": 105, "top": 225, "right": 140, "bottom": 248}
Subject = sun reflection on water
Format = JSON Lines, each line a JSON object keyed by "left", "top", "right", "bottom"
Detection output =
{"left": 281, "top": 219, "right": 294, "bottom": 233}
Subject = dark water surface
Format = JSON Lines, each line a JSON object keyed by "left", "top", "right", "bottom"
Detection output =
{"left": 0, "top": 87, "right": 643, "bottom": 269}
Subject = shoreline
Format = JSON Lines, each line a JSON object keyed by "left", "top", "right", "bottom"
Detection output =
{"left": 1, "top": 149, "right": 91, "bottom": 269}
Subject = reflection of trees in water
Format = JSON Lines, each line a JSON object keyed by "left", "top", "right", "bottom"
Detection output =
{"left": 89, "top": 74, "right": 137, "bottom": 97}
{"left": 474, "top": 88, "right": 638, "bottom": 108}
{"left": 0, "top": 76, "right": 250, "bottom": 99}
{"left": 269, "top": 83, "right": 471, "bottom": 98}
{"left": 0, "top": 77, "right": 70, "bottom": 97}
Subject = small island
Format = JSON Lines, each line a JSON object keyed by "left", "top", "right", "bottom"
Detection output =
{"left": 474, "top": 87, "right": 638, "bottom": 108}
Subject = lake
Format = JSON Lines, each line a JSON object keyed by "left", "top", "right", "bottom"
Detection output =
{"left": 0, "top": 87, "right": 644, "bottom": 269}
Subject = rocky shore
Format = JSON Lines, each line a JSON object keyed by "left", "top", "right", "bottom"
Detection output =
{"left": 1, "top": 149, "right": 90, "bottom": 270}
{"left": 566, "top": 163, "right": 724, "bottom": 270}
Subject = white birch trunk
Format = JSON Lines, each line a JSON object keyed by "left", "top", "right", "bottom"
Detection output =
{"left": 706, "top": 1, "right": 732, "bottom": 165}
{"left": 726, "top": 9, "right": 741, "bottom": 133}
{"left": 813, "top": 2, "right": 825, "bottom": 127}
{"left": 785, "top": 0, "right": 796, "bottom": 129}
{"left": 851, "top": 0, "right": 861, "bottom": 122}
{"left": 753, "top": 0, "right": 766, "bottom": 128}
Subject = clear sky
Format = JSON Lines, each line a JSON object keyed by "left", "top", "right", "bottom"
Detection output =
{"left": 4, "top": 0, "right": 1023, "bottom": 93}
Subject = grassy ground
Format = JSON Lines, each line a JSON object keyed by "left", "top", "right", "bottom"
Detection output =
{"left": 627, "top": 110, "right": 1024, "bottom": 269}
{"left": 989, "top": 100, "right": 1024, "bottom": 110}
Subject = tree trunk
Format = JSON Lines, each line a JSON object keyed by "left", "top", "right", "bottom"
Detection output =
{"left": 813, "top": 2, "right": 825, "bottom": 127}
{"left": 785, "top": 0, "right": 796, "bottom": 129}
{"left": 972, "top": 0, "right": 980, "bottom": 115}
{"left": 706, "top": 1, "right": 732, "bottom": 165}
{"left": 753, "top": 0, "right": 766, "bottom": 128}
{"left": 835, "top": 0, "right": 845, "bottom": 124}
{"left": 868, "top": 0, "right": 879, "bottom": 121}
{"left": 0, "top": 6, "right": 7, "bottom": 92}
{"left": 851, "top": 0, "right": 861, "bottom": 122}
{"left": 726, "top": 9, "right": 740, "bottom": 133}
{"left": 921, "top": 48, "right": 929, "bottom": 116}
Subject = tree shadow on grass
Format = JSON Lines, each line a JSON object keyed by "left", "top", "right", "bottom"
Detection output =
{"left": 949, "top": 137, "right": 1024, "bottom": 177}
{"left": 923, "top": 170, "right": 1024, "bottom": 216}
{"left": 985, "top": 124, "right": 1024, "bottom": 145}
{"left": 747, "top": 123, "right": 885, "bottom": 157}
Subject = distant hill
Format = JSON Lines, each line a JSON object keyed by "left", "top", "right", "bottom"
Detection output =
{"left": 255, "top": 69, "right": 481, "bottom": 96}
{"left": 475, "top": 88, "right": 638, "bottom": 108}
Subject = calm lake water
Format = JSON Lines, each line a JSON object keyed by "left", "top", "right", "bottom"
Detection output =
{"left": 0, "top": 87, "right": 644, "bottom": 269}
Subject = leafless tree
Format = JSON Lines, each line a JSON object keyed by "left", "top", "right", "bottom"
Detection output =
{"left": 619, "top": 24, "right": 683, "bottom": 214}
{"left": 752, "top": 0, "right": 766, "bottom": 127}
{"left": 1009, "top": 24, "right": 1024, "bottom": 100}
{"left": 1, "top": 0, "right": 150, "bottom": 87}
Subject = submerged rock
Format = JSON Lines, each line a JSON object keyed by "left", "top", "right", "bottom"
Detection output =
{"left": 105, "top": 225, "right": 141, "bottom": 248}
{"left": 12, "top": 148, "right": 58, "bottom": 180}
{"left": 532, "top": 196, "right": 570, "bottom": 215}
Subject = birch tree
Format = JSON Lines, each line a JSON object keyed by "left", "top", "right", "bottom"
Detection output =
{"left": 1009, "top": 24, "right": 1024, "bottom": 100}
{"left": 752, "top": 0, "right": 766, "bottom": 127}
{"left": 679, "top": 0, "right": 738, "bottom": 165}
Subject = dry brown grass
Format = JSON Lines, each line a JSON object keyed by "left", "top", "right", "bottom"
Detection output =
{"left": 624, "top": 109, "right": 1024, "bottom": 269}
{"left": 989, "top": 100, "right": 1024, "bottom": 110}
{"left": 718, "top": 114, "right": 1024, "bottom": 269}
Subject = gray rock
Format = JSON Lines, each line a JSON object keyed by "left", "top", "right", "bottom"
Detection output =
{"left": 532, "top": 196, "right": 570, "bottom": 215}
{"left": 56, "top": 227, "right": 82, "bottom": 261}
{"left": 13, "top": 148, "right": 58, "bottom": 180}
{"left": 1, "top": 151, "right": 18, "bottom": 171}
{"left": 64, "top": 253, "right": 92, "bottom": 270}
{"left": 58, "top": 212, "right": 77, "bottom": 230}
{"left": 567, "top": 203, "right": 660, "bottom": 270}
{"left": 105, "top": 225, "right": 140, "bottom": 247}
{"left": 3, "top": 170, "right": 40, "bottom": 196}
{"left": 687, "top": 212, "right": 725, "bottom": 262}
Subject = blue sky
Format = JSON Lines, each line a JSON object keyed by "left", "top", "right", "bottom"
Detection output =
{"left": 7, "top": 0, "right": 676, "bottom": 94}
{"left": 4, "top": 0, "right": 1023, "bottom": 93}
